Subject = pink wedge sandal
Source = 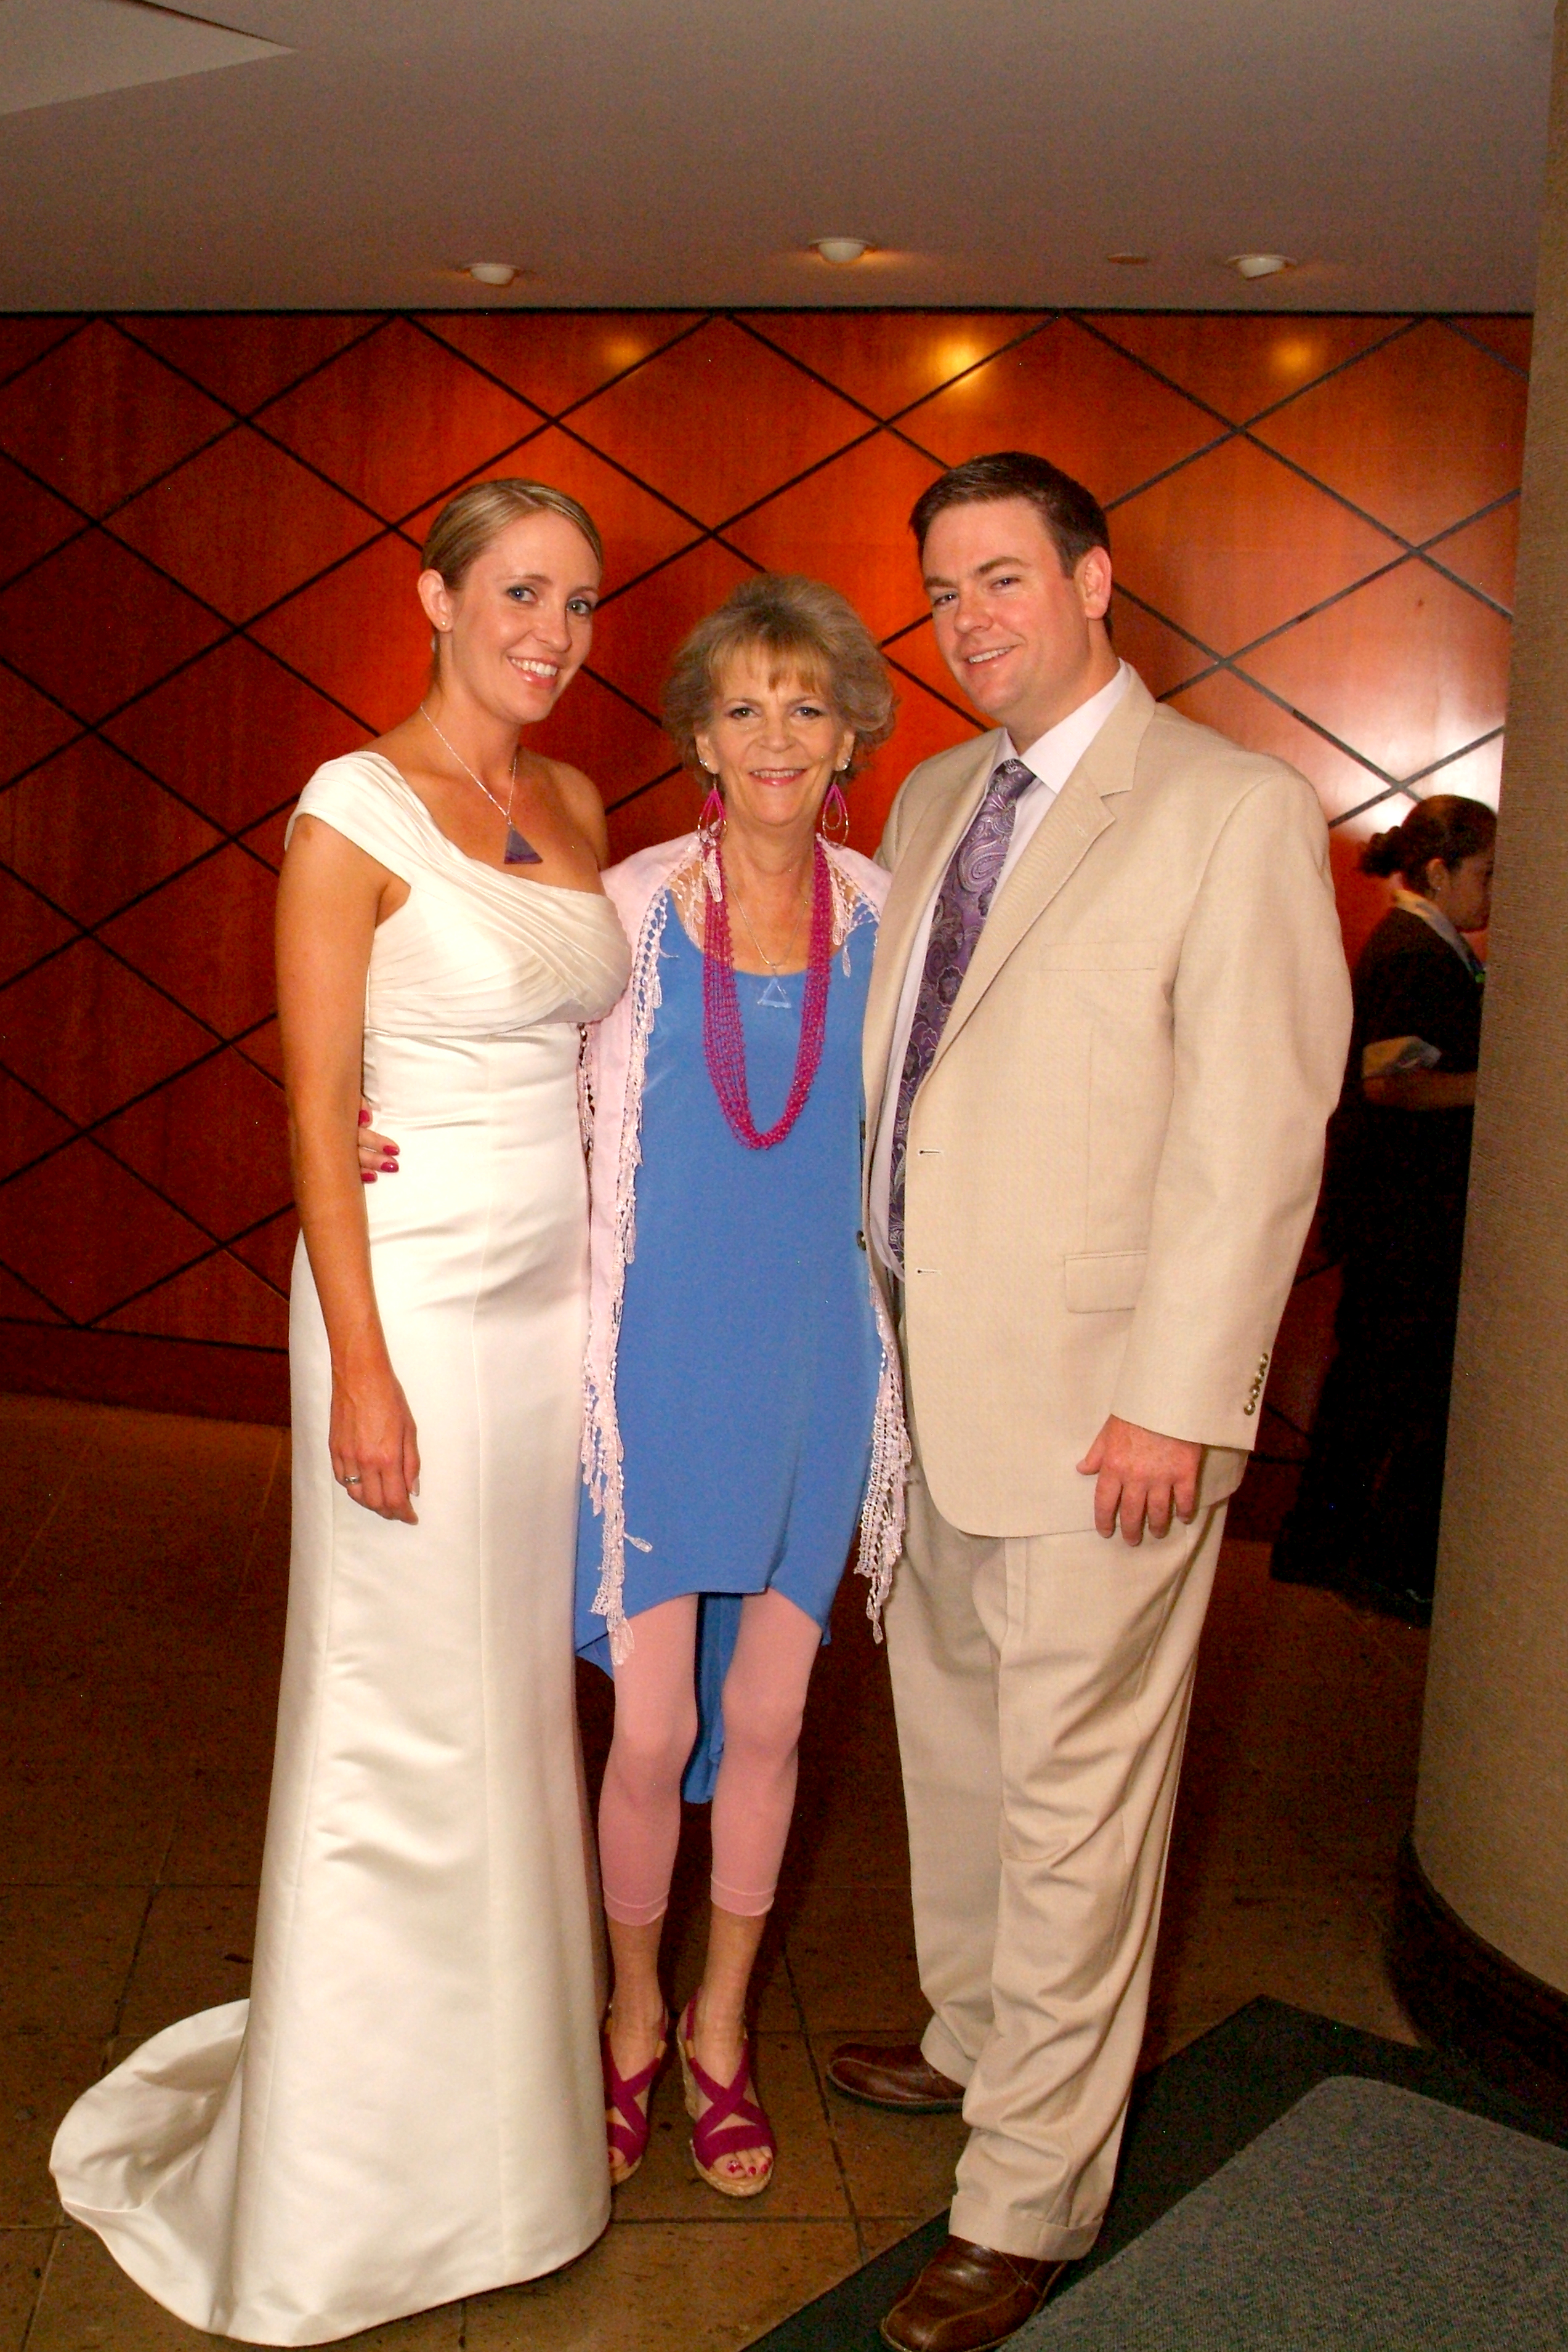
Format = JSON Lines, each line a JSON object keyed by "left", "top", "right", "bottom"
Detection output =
{"left": 602, "top": 2012, "right": 668, "bottom": 2186}
{"left": 677, "top": 1992, "right": 776, "bottom": 2198}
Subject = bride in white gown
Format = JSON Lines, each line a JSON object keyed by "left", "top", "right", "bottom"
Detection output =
{"left": 52, "top": 482, "right": 632, "bottom": 2345}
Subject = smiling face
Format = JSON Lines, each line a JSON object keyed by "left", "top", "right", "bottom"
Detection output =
{"left": 921, "top": 496, "right": 1118, "bottom": 748}
{"left": 694, "top": 650, "right": 855, "bottom": 840}
{"left": 419, "top": 507, "right": 599, "bottom": 724}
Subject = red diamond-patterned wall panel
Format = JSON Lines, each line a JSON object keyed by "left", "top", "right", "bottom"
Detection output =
{"left": 247, "top": 532, "right": 429, "bottom": 732}
{"left": 0, "top": 451, "right": 82, "bottom": 588}
{"left": 101, "top": 637, "right": 365, "bottom": 835}
{"left": 122, "top": 313, "right": 373, "bottom": 416}
{"left": 108, "top": 429, "right": 380, "bottom": 624}
{"left": 0, "top": 738, "right": 220, "bottom": 926}
{"left": 0, "top": 868, "right": 76, "bottom": 987}
{"left": 0, "top": 667, "right": 80, "bottom": 782}
{"left": 0, "top": 306, "right": 1527, "bottom": 1421}
{"left": 0, "top": 940, "right": 214, "bottom": 1125}
{"left": 1235, "top": 560, "right": 1513, "bottom": 783}
{"left": 0, "top": 1067, "right": 73, "bottom": 1182}
{"left": 98, "top": 1049, "right": 293, "bottom": 1240}
{"left": 747, "top": 313, "right": 1047, "bottom": 421}
{"left": 0, "top": 1139, "right": 211, "bottom": 1323}
{"left": 256, "top": 318, "right": 544, "bottom": 523}
{"left": 1086, "top": 313, "right": 1405, "bottom": 426}
{"left": 568, "top": 318, "right": 867, "bottom": 525}
{"left": 0, "top": 321, "right": 230, "bottom": 515}
{"left": 1427, "top": 504, "right": 1519, "bottom": 609}
{"left": 0, "top": 530, "right": 228, "bottom": 722}
{"left": 1112, "top": 437, "right": 1401, "bottom": 653}
{"left": 102, "top": 847, "right": 280, "bottom": 1041}
{"left": 900, "top": 317, "right": 1221, "bottom": 501}
{"left": 726, "top": 434, "right": 945, "bottom": 642}
{"left": 1250, "top": 321, "right": 1528, "bottom": 546}
{"left": 417, "top": 312, "right": 704, "bottom": 417}
{"left": 586, "top": 540, "right": 759, "bottom": 717}
{"left": 0, "top": 318, "right": 80, "bottom": 386}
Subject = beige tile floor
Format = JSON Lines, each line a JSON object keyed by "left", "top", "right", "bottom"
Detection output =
{"left": 0, "top": 1393, "right": 1425, "bottom": 2351}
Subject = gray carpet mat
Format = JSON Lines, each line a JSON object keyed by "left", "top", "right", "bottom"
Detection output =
{"left": 1019, "top": 2075, "right": 1568, "bottom": 2350}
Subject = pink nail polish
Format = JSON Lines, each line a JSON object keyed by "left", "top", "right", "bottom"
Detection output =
{"left": 362, "top": 1171, "right": 376, "bottom": 1184}
{"left": 381, "top": 1160, "right": 398, "bottom": 1173}
{"left": 358, "top": 1108, "right": 371, "bottom": 1125}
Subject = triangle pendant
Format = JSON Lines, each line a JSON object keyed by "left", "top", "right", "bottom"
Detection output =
{"left": 757, "top": 975, "right": 791, "bottom": 1009}
{"left": 504, "top": 825, "right": 542, "bottom": 866}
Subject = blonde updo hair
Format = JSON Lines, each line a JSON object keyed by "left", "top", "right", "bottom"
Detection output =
{"left": 663, "top": 574, "right": 895, "bottom": 780}
{"left": 421, "top": 477, "right": 604, "bottom": 589}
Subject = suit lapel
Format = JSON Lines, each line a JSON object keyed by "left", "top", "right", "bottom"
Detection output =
{"left": 862, "top": 731, "right": 999, "bottom": 1141}
{"left": 928, "top": 674, "right": 1156, "bottom": 1076}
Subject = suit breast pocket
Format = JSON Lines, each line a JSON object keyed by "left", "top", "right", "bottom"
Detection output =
{"left": 1032, "top": 939, "right": 1165, "bottom": 974}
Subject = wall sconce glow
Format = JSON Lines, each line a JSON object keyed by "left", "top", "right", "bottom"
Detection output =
{"left": 1227, "top": 252, "right": 1295, "bottom": 280}
{"left": 464, "top": 261, "right": 519, "bottom": 287}
{"left": 811, "top": 237, "right": 873, "bottom": 266}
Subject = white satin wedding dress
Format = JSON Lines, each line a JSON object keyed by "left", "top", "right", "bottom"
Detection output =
{"left": 52, "top": 753, "right": 632, "bottom": 2345}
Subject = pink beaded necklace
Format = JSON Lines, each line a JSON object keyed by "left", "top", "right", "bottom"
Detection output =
{"left": 702, "top": 842, "right": 833, "bottom": 1150}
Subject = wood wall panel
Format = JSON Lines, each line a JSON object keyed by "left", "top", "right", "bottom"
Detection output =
{"left": 905, "top": 316, "right": 1222, "bottom": 501}
{"left": 0, "top": 308, "right": 1527, "bottom": 1423}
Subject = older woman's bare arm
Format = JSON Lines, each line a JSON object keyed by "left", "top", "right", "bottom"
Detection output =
{"left": 277, "top": 815, "right": 419, "bottom": 1524}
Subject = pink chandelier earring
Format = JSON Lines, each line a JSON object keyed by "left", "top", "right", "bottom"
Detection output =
{"left": 819, "top": 766, "right": 851, "bottom": 846}
{"left": 698, "top": 766, "right": 725, "bottom": 894}
{"left": 698, "top": 768, "right": 725, "bottom": 844}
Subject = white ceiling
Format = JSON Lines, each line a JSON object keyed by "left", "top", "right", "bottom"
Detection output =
{"left": 0, "top": 0, "right": 285, "bottom": 119}
{"left": 0, "top": 0, "right": 1553, "bottom": 312}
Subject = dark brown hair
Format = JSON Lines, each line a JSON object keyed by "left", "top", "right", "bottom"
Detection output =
{"left": 908, "top": 451, "right": 1110, "bottom": 576}
{"left": 662, "top": 574, "right": 895, "bottom": 779}
{"left": 1360, "top": 795, "right": 1497, "bottom": 891}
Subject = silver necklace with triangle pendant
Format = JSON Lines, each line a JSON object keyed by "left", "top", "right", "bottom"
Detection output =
{"left": 728, "top": 868, "right": 807, "bottom": 1008}
{"left": 420, "top": 705, "right": 543, "bottom": 865}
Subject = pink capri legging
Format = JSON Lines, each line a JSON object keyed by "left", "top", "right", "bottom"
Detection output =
{"left": 597, "top": 1589, "right": 823, "bottom": 1924}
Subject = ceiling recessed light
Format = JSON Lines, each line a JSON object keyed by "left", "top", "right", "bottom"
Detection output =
{"left": 811, "top": 237, "right": 873, "bottom": 266}
{"left": 1227, "top": 252, "right": 1295, "bottom": 280}
{"left": 464, "top": 261, "right": 519, "bottom": 287}
{"left": 1107, "top": 252, "right": 1152, "bottom": 265}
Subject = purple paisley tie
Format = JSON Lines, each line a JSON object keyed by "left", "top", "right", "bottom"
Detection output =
{"left": 887, "top": 756, "right": 1035, "bottom": 1267}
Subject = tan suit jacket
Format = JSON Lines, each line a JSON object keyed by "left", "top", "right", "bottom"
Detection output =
{"left": 864, "top": 668, "right": 1352, "bottom": 1537}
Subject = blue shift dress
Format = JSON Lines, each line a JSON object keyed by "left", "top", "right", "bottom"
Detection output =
{"left": 575, "top": 895, "right": 882, "bottom": 1800}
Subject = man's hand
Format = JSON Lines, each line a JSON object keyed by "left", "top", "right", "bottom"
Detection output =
{"left": 1077, "top": 1416, "right": 1203, "bottom": 1545}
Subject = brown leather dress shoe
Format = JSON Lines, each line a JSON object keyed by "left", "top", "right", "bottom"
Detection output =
{"left": 825, "top": 2042, "right": 966, "bottom": 2112}
{"left": 880, "top": 2236, "right": 1065, "bottom": 2352}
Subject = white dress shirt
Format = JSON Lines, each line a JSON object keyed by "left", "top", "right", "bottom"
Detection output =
{"left": 868, "top": 661, "right": 1131, "bottom": 1273}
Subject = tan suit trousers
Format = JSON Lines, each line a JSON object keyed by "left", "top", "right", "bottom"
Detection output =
{"left": 883, "top": 1458, "right": 1225, "bottom": 2262}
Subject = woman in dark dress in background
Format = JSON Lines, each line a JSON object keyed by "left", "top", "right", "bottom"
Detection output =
{"left": 1273, "top": 794, "right": 1496, "bottom": 1622}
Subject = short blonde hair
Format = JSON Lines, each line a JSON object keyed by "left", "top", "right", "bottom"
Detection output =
{"left": 421, "top": 477, "right": 604, "bottom": 588}
{"left": 663, "top": 574, "right": 895, "bottom": 778}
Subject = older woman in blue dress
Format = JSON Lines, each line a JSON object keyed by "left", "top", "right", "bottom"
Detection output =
{"left": 581, "top": 576, "right": 908, "bottom": 2196}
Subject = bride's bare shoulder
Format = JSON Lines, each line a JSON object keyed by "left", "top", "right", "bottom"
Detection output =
{"left": 538, "top": 756, "right": 609, "bottom": 862}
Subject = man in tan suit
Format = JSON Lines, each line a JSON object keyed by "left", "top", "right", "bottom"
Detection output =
{"left": 826, "top": 452, "right": 1352, "bottom": 2352}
